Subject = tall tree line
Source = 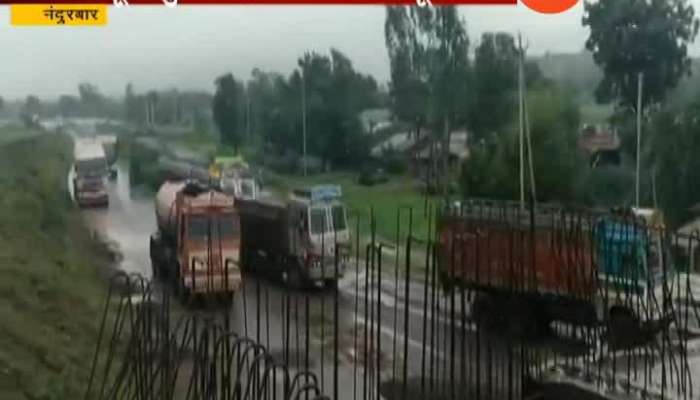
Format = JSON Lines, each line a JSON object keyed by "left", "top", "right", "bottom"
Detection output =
{"left": 211, "top": 48, "right": 381, "bottom": 170}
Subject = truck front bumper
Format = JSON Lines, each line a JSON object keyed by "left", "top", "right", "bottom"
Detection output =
{"left": 77, "top": 191, "right": 109, "bottom": 207}
{"left": 306, "top": 259, "right": 347, "bottom": 282}
{"left": 184, "top": 271, "right": 242, "bottom": 294}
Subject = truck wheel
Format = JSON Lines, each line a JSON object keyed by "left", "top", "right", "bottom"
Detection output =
{"left": 174, "top": 266, "right": 190, "bottom": 305}
{"left": 284, "top": 263, "right": 304, "bottom": 290}
{"left": 472, "top": 294, "right": 497, "bottom": 329}
{"left": 177, "top": 277, "right": 191, "bottom": 305}
{"left": 607, "top": 306, "right": 642, "bottom": 350}
{"left": 324, "top": 279, "right": 338, "bottom": 290}
{"left": 149, "top": 237, "right": 159, "bottom": 280}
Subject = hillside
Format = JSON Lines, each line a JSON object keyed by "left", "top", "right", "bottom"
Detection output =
{"left": 534, "top": 51, "right": 700, "bottom": 113}
{"left": 0, "top": 131, "right": 110, "bottom": 399}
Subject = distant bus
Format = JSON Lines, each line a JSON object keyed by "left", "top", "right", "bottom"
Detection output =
{"left": 73, "top": 139, "right": 109, "bottom": 207}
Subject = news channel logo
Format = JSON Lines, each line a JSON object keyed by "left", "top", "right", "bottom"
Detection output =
{"left": 417, "top": 0, "right": 579, "bottom": 13}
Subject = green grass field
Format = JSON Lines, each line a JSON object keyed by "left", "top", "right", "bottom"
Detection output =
{"left": 264, "top": 171, "right": 440, "bottom": 243}
{"left": 0, "top": 131, "right": 110, "bottom": 399}
{"left": 0, "top": 124, "right": 45, "bottom": 146}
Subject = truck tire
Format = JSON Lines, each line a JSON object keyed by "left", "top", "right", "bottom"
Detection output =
{"left": 283, "top": 260, "right": 304, "bottom": 290}
{"left": 324, "top": 279, "right": 338, "bottom": 290}
{"left": 149, "top": 237, "right": 159, "bottom": 280}
{"left": 607, "top": 306, "right": 642, "bottom": 350}
{"left": 472, "top": 294, "right": 501, "bottom": 329}
{"left": 174, "top": 264, "right": 190, "bottom": 305}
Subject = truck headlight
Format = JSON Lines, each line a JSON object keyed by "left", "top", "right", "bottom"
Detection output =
{"left": 192, "top": 257, "right": 207, "bottom": 271}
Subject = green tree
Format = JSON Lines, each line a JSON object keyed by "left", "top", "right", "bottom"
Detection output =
{"left": 57, "top": 95, "right": 79, "bottom": 118}
{"left": 472, "top": 32, "right": 519, "bottom": 140}
{"left": 462, "top": 85, "right": 582, "bottom": 202}
{"left": 583, "top": 0, "right": 699, "bottom": 110}
{"left": 212, "top": 73, "right": 244, "bottom": 152}
{"left": 645, "top": 102, "right": 700, "bottom": 226}
{"left": 20, "top": 95, "right": 41, "bottom": 128}
{"left": 247, "top": 68, "right": 283, "bottom": 138}
{"left": 77, "top": 82, "right": 105, "bottom": 117}
{"left": 575, "top": 165, "right": 635, "bottom": 208}
{"left": 0, "top": 96, "right": 4, "bottom": 112}
{"left": 384, "top": 6, "right": 470, "bottom": 192}
{"left": 23, "top": 95, "right": 41, "bottom": 116}
{"left": 241, "top": 51, "right": 379, "bottom": 171}
{"left": 124, "top": 83, "right": 141, "bottom": 123}
{"left": 384, "top": 6, "right": 430, "bottom": 136}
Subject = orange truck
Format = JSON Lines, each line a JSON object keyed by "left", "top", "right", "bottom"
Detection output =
{"left": 437, "top": 201, "right": 673, "bottom": 338}
{"left": 149, "top": 181, "right": 242, "bottom": 301}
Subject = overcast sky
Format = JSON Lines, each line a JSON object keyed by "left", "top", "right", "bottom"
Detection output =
{"left": 0, "top": 2, "right": 651, "bottom": 100}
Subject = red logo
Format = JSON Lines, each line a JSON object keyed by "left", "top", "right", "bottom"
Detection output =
{"left": 521, "top": 0, "right": 579, "bottom": 14}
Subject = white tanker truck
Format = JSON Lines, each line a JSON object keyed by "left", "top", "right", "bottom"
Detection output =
{"left": 149, "top": 180, "right": 242, "bottom": 301}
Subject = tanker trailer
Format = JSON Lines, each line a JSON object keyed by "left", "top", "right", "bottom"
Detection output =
{"left": 149, "top": 180, "right": 242, "bottom": 301}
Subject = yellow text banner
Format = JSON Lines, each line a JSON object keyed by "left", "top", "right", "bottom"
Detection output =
{"left": 11, "top": 4, "right": 108, "bottom": 26}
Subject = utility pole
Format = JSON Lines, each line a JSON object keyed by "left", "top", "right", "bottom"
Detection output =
{"left": 246, "top": 90, "right": 251, "bottom": 140}
{"left": 636, "top": 72, "right": 644, "bottom": 208}
{"left": 518, "top": 34, "right": 525, "bottom": 212}
{"left": 302, "top": 67, "right": 308, "bottom": 177}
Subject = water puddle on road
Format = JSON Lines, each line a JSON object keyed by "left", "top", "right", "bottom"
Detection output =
{"left": 71, "top": 159, "right": 155, "bottom": 278}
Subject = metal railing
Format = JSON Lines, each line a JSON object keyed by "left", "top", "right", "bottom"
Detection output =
{"left": 86, "top": 202, "right": 700, "bottom": 400}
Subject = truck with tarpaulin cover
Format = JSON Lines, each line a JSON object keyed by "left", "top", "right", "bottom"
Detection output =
{"left": 437, "top": 200, "right": 675, "bottom": 340}
{"left": 149, "top": 180, "right": 242, "bottom": 301}
{"left": 210, "top": 156, "right": 259, "bottom": 200}
{"left": 238, "top": 185, "right": 350, "bottom": 288}
{"left": 73, "top": 138, "right": 109, "bottom": 207}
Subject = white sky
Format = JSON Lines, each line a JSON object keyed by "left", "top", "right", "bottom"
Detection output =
{"left": 0, "top": 1, "right": 694, "bottom": 100}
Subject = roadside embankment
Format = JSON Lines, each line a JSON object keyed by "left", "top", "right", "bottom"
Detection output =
{"left": 0, "top": 132, "right": 112, "bottom": 399}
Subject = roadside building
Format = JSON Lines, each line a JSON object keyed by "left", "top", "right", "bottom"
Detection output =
{"left": 359, "top": 108, "right": 393, "bottom": 135}
{"left": 578, "top": 124, "right": 621, "bottom": 167}
{"left": 410, "top": 130, "right": 470, "bottom": 179}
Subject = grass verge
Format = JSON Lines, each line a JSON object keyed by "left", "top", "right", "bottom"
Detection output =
{"left": 0, "top": 132, "right": 111, "bottom": 399}
{"left": 264, "top": 171, "right": 439, "bottom": 243}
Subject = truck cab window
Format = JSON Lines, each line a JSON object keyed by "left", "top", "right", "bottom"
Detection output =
{"left": 187, "top": 214, "right": 239, "bottom": 241}
{"left": 240, "top": 180, "right": 255, "bottom": 198}
{"left": 217, "top": 214, "right": 239, "bottom": 238}
{"left": 187, "top": 215, "right": 210, "bottom": 240}
{"left": 75, "top": 157, "right": 107, "bottom": 176}
{"left": 310, "top": 207, "right": 328, "bottom": 234}
{"left": 331, "top": 205, "right": 347, "bottom": 231}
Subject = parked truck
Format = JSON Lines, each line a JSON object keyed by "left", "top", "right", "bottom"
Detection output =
{"left": 210, "top": 156, "right": 259, "bottom": 200}
{"left": 149, "top": 180, "right": 242, "bottom": 300}
{"left": 237, "top": 185, "right": 350, "bottom": 288}
{"left": 437, "top": 200, "right": 674, "bottom": 342}
{"left": 73, "top": 139, "right": 109, "bottom": 207}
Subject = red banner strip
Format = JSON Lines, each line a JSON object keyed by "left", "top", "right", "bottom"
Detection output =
{"left": 1, "top": 0, "right": 516, "bottom": 4}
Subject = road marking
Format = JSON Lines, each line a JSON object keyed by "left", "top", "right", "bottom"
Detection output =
{"left": 354, "top": 314, "right": 450, "bottom": 362}
{"left": 340, "top": 273, "right": 476, "bottom": 334}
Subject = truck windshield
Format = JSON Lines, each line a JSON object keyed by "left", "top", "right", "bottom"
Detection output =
{"left": 76, "top": 158, "right": 106, "bottom": 175}
{"left": 310, "top": 208, "right": 328, "bottom": 234}
{"left": 240, "top": 179, "right": 255, "bottom": 198}
{"left": 309, "top": 206, "right": 346, "bottom": 234}
{"left": 188, "top": 214, "right": 239, "bottom": 241}
{"left": 331, "top": 205, "right": 346, "bottom": 231}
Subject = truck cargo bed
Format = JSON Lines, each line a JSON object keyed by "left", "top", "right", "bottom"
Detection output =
{"left": 238, "top": 198, "right": 292, "bottom": 256}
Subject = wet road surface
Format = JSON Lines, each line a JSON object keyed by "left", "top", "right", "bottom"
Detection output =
{"left": 74, "top": 133, "right": 700, "bottom": 400}
{"left": 75, "top": 157, "right": 520, "bottom": 399}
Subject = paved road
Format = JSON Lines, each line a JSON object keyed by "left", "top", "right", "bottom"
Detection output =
{"left": 69, "top": 134, "right": 700, "bottom": 400}
{"left": 72, "top": 151, "right": 521, "bottom": 399}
